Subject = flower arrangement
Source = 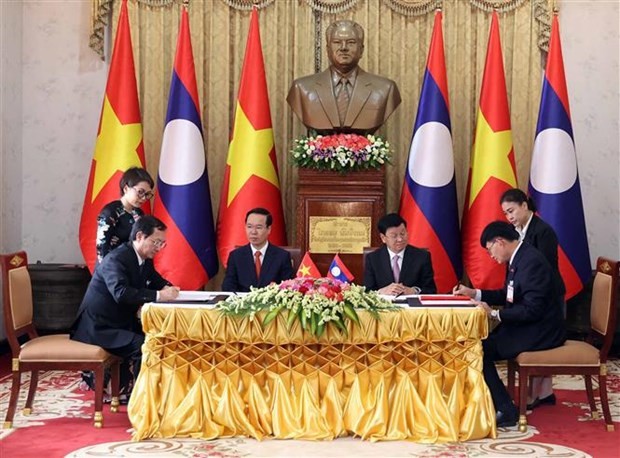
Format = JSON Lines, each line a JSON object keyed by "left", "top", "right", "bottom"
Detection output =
{"left": 291, "top": 133, "right": 391, "bottom": 172}
{"left": 219, "top": 277, "right": 397, "bottom": 337}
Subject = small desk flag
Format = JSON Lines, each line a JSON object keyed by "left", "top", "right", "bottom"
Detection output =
{"left": 327, "top": 254, "right": 354, "bottom": 283}
{"left": 296, "top": 252, "right": 321, "bottom": 278}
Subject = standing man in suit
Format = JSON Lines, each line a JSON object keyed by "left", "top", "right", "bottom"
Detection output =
{"left": 454, "top": 221, "right": 566, "bottom": 427}
{"left": 364, "top": 213, "right": 436, "bottom": 295}
{"left": 71, "top": 215, "right": 180, "bottom": 395}
{"left": 287, "top": 19, "right": 401, "bottom": 134}
{"left": 222, "top": 207, "right": 294, "bottom": 292}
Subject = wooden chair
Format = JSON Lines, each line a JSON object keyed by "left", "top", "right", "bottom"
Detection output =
{"left": 507, "top": 257, "right": 619, "bottom": 432}
{"left": 362, "top": 246, "right": 379, "bottom": 274}
{"left": 281, "top": 246, "right": 302, "bottom": 272}
{"left": 1, "top": 251, "right": 121, "bottom": 428}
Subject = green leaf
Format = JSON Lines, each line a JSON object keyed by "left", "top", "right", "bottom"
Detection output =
{"left": 299, "top": 308, "right": 308, "bottom": 330}
{"left": 332, "top": 316, "right": 348, "bottom": 336}
{"left": 286, "top": 309, "right": 297, "bottom": 329}
{"left": 262, "top": 307, "right": 281, "bottom": 327}
{"left": 316, "top": 322, "right": 325, "bottom": 337}
{"left": 310, "top": 312, "right": 318, "bottom": 336}
{"left": 342, "top": 303, "right": 360, "bottom": 325}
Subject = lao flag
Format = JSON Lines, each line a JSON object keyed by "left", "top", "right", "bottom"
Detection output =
{"left": 296, "top": 252, "right": 321, "bottom": 278}
{"left": 528, "top": 14, "right": 590, "bottom": 299}
{"left": 327, "top": 254, "right": 354, "bottom": 283}
{"left": 153, "top": 6, "right": 218, "bottom": 289}
{"left": 398, "top": 11, "right": 461, "bottom": 293}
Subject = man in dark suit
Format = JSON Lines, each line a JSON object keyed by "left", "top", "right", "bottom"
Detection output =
{"left": 222, "top": 207, "right": 294, "bottom": 292}
{"left": 71, "top": 215, "right": 180, "bottom": 394}
{"left": 287, "top": 19, "right": 401, "bottom": 134}
{"left": 454, "top": 221, "right": 566, "bottom": 427}
{"left": 364, "top": 213, "right": 436, "bottom": 295}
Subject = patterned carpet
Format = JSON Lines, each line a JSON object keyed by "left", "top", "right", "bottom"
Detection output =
{"left": 1, "top": 361, "right": 619, "bottom": 457}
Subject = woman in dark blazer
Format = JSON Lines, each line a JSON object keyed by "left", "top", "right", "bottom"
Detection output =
{"left": 500, "top": 188, "right": 566, "bottom": 410}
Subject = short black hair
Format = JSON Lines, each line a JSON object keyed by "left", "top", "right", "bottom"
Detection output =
{"left": 245, "top": 207, "right": 272, "bottom": 227}
{"left": 130, "top": 215, "right": 167, "bottom": 240}
{"left": 377, "top": 213, "right": 407, "bottom": 235}
{"left": 120, "top": 167, "right": 154, "bottom": 196}
{"left": 480, "top": 221, "right": 519, "bottom": 247}
{"left": 500, "top": 188, "right": 537, "bottom": 212}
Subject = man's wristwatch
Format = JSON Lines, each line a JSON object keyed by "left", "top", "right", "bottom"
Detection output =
{"left": 490, "top": 309, "right": 500, "bottom": 320}
{"left": 412, "top": 286, "right": 421, "bottom": 295}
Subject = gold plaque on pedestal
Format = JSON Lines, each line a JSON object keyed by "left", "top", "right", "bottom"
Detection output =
{"left": 309, "top": 217, "right": 371, "bottom": 254}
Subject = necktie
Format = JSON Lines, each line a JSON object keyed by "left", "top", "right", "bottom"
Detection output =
{"left": 392, "top": 254, "right": 400, "bottom": 282}
{"left": 336, "top": 77, "right": 350, "bottom": 125}
{"left": 254, "top": 251, "right": 262, "bottom": 279}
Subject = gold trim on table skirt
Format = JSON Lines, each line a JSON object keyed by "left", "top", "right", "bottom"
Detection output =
{"left": 129, "top": 305, "right": 496, "bottom": 442}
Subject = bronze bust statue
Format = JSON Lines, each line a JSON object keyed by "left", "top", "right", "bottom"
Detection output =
{"left": 287, "top": 20, "right": 401, "bottom": 135}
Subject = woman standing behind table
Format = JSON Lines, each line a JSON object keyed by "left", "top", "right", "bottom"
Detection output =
{"left": 96, "top": 167, "right": 155, "bottom": 264}
{"left": 500, "top": 188, "right": 566, "bottom": 410}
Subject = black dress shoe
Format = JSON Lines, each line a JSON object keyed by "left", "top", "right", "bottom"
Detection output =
{"left": 526, "top": 393, "right": 556, "bottom": 410}
{"left": 496, "top": 406, "right": 519, "bottom": 428}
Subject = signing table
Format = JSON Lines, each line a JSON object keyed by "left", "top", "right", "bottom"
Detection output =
{"left": 128, "top": 303, "right": 496, "bottom": 442}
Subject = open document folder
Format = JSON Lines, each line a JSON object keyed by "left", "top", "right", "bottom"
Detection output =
{"left": 380, "top": 294, "right": 475, "bottom": 307}
{"left": 157, "top": 290, "right": 234, "bottom": 307}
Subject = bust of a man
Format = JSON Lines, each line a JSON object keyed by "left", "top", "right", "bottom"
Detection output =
{"left": 287, "top": 20, "right": 401, "bottom": 135}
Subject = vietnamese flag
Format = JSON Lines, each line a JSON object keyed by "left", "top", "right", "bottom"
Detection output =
{"left": 216, "top": 7, "right": 287, "bottom": 266}
{"left": 297, "top": 252, "right": 321, "bottom": 278}
{"left": 461, "top": 12, "right": 518, "bottom": 289}
{"left": 79, "top": 0, "right": 148, "bottom": 272}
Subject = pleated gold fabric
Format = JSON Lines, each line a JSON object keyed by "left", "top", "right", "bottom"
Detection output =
{"left": 129, "top": 304, "right": 496, "bottom": 442}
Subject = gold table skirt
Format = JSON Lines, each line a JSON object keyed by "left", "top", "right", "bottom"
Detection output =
{"left": 128, "top": 305, "right": 496, "bottom": 442}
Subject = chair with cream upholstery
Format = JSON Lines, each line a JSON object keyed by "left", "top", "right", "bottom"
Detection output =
{"left": 1, "top": 251, "right": 121, "bottom": 428}
{"left": 507, "top": 257, "right": 619, "bottom": 432}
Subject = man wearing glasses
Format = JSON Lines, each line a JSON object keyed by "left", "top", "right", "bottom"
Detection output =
{"left": 364, "top": 213, "right": 436, "bottom": 295}
{"left": 453, "top": 221, "right": 566, "bottom": 427}
{"left": 222, "top": 207, "right": 294, "bottom": 292}
{"left": 72, "top": 215, "right": 180, "bottom": 400}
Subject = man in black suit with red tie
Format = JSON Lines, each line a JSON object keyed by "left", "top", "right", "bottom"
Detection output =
{"left": 454, "top": 221, "right": 566, "bottom": 427}
{"left": 222, "top": 208, "right": 294, "bottom": 292}
{"left": 364, "top": 213, "right": 436, "bottom": 295}
{"left": 71, "top": 216, "right": 180, "bottom": 394}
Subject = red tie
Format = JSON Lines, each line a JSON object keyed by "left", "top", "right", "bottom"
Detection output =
{"left": 254, "top": 251, "right": 262, "bottom": 278}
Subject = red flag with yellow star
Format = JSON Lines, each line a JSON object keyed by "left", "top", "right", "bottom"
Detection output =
{"left": 217, "top": 8, "right": 287, "bottom": 266}
{"left": 296, "top": 252, "right": 321, "bottom": 278}
{"left": 461, "top": 12, "right": 518, "bottom": 289}
{"left": 79, "top": 0, "right": 148, "bottom": 272}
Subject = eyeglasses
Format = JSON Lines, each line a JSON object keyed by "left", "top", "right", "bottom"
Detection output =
{"left": 149, "top": 238, "right": 167, "bottom": 249}
{"left": 486, "top": 239, "right": 498, "bottom": 254}
{"left": 385, "top": 231, "right": 408, "bottom": 241}
{"left": 133, "top": 187, "right": 154, "bottom": 200}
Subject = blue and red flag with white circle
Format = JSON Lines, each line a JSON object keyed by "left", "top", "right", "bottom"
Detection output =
{"left": 327, "top": 254, "right": 354, "bottom": 283}
{"left": 528, "top": 14, "right": 590, "bottom": 299}
{"left": 153, "top": 6, "right": 218, "bottom": 289}
{"left": 398, "top": 11, "right": 461, "bottom": 293}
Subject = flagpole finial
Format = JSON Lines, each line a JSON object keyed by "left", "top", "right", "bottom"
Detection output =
{"left": 553, "top": 1, "right": 559, "bottom": 14}
{"left": 182, "top": 0, "right": 189, "bottom": 7}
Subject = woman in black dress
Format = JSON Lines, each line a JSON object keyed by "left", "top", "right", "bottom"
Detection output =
{"left": 500, "top": 188, "right": 566, "bottom": 410}
{"left": 96, "top": 167, "right": 155, "bottom": 264}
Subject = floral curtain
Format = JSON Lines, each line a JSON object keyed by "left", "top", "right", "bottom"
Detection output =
{"left": 90, "top": 0, "right": 553, "bottom": 286}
